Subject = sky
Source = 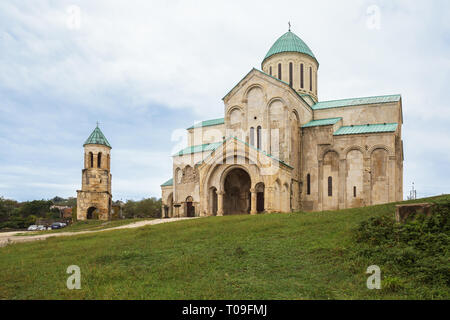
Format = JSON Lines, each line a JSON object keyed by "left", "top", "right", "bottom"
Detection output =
{"left": 0, "top": 0, "right": 449, "bottom": 202}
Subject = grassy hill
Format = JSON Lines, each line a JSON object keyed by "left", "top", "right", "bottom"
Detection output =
{"left": 0, "top": 196, "right": 448, "bottom": 300}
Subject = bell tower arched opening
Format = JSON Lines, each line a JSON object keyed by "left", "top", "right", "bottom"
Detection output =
{"left": 87, "top": 207, "right": 98, "bottom": 219}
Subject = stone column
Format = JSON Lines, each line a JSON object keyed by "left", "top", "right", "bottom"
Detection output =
{"left": 363, "top": 157, "right": 371, "bottom": 206}
{"left": 93, "top": 153, "right": 98, "bottom": 169}
{"left": 265, "top": 186, "right": 274, "bottom": 213}
{"left": 318, "top": 160, "right": 323, "bottom": 211}
{"left": 338, "top": 159, "right": 346, "bottom": 209}
{"left": 217, "top": 191, "right": 224, "bottom": 216}
{"left": 388, "top": 155, "right": 396, "bottom": 202}
{"left": 250, "top": 188, "right": 257, "bottom": 215}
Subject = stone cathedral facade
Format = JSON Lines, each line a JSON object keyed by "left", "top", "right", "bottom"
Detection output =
{"left": 161, "top": 30, "right": 404, "bottom": 217}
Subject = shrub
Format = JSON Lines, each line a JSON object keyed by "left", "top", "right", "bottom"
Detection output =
{"left": 354, "top": 198, "right": 450, "bottom": 286}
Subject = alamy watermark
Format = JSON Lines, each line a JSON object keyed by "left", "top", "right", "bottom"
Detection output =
{"left": 366, "top": 5, "right": 381, "bottom": 30}
{"left": 66, "top": 265, "right": 81, "bottom": 290}
{"left": 66, "top": 5, "right": 82, "bottom": 30}
{"left": 366, "top": 265, "right": 381, "bottom": 289}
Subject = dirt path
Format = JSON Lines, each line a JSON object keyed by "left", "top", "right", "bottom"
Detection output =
{"left": 0, "top": 217, "right": 198, "bottom": 247}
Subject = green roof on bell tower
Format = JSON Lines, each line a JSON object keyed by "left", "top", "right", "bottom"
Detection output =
{"left": 263, "top": 31, "right": 317, "bottom": 64}
{"left": 83, "top": 125, "right": 111, "bottom": 148}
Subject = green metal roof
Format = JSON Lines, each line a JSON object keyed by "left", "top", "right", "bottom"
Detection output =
{"left": 263, "top": 31, "right": 317, "bottom": 64}
{"left": 312, "top": 94, "right": 401, "bottom": 110}
{"left": 83, "top": 126, "right": 111, "bottom": 148}
{"left": 187, "top": 118, "right": 224, "bottom": 130}
{"left": 334, "top": 123, "right": 398, "bottom": 136}
{"left": 160, "top": 178, "right": 173, "bottom": 187}
{"left": 302, "top": 117, "right": 342, "bottom": 128}
{"left": 300, "top": 93, "right": 317, "bottom": 105}
{"left": 173, "top": 142, "right": 223, "bottom": 156}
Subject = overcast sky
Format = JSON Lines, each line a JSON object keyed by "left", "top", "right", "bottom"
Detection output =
{"left": 0, "top": 0, "right": 449, "bottom": 202}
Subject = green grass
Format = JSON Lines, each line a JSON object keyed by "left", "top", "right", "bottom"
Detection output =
{"left": 17, "top": 218, "right": 151, "bottom": 236}
{"left": 0, "top": 196, "right": 448, "bottom": 300}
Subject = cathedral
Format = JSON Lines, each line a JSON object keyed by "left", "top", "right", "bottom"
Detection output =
{"left": 161, "top": 29, "right": 404, "bottom": 217}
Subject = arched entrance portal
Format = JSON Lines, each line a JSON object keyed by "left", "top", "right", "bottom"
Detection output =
{"left": 87, "top": 207, "right": 98, "bottom": 219}
{"left": 224, "top": 168, "right": 251, "bottom": 215}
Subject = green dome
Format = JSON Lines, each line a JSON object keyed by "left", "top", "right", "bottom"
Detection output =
{"left": 83, "top": 125, "right": 111, "bottom": 148}
{"left": 263, "top": 31, "right": 317, "bottom": 63}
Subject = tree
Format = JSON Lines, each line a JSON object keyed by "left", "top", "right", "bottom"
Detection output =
{"left": 122, "top": 198, "right": 162, "bottom": 218}
{"left": 51, "top": 196, "right": 65, "bottom": 203}
{"left": 123, "top": 200, "right": 137, "bottom": 218}
{"left": 19, "top": 200, "right": 52, "bottom": 218}
{"left": 0, "top": 197, "right": 19, "bottom": 222}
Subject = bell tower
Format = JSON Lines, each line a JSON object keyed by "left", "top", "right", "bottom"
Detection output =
{"left": 76, "top": 124, "right": 112, "bottom": 220}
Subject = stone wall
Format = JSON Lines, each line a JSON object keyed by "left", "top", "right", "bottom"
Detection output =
{"left": 77, "top": 190, "right": 111, "bottom": 220}
{"left": 161, "top": 185, "right": 174, "bottom": 218}
{"left": 188, "top": 123, "right": 225, "bottom": 147}
{"left": 77, "top": 144, "right": 112, "bottom": 220}
{"left": 301, "top": 122, "right": 403, "bottom": 211}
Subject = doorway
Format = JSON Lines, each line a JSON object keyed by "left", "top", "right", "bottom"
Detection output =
{"left": 223, "top": 168, "right": 251, "bottom": 215}
{"left": 255, "top": 182, "right": 265, "bottom": 213}
{"left": 87, "top": 207, "right": 97, "bottom": 219}
{"left": 186, "top": 196, "right": 195, "bottom": 217}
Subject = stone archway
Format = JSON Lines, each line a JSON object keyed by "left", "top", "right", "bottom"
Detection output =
{"left": 223, "top": 168, "right": 251, "bottom": 215}
{"left": 87, "top": 206, "right": 98, "bottom": 219}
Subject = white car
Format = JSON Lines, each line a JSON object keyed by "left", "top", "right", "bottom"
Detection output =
{"left": 27, "top": 225, "right": 38, "bottom": 231}
{"left": 36, "top": 225, "right": 46, "bottom": 231}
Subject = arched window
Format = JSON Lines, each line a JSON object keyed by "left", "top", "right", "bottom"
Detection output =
{"left": 300, "top": 64, "right": 304, "bottom": 88}
{"left": 309, "top": 67, "right": 312, "bottom": 91}
{"left": 97, "top": 152, "right": 102, "bottom": 168}
{"left": 328, "top": 176, "right": 332, "bottom": 197}
{"left": 250, "top": 127, "right": 255, "bottom": 146}
{"left": 89, "top": 152, "right": 93, "bottom": 168}
{"left": 278, "top": 63, "right": 282, "bottom": 80}
{"left": 289, "top": 62, "right": 293, "bottom": 86}
{"left": 269, "top": 66, "right": 272, "bottom": 76}
{"left": 307, "top": 174, "right": 311, "bottom": 195}
{"left": 257, "top": 126, "right": 262, "bottom": 149}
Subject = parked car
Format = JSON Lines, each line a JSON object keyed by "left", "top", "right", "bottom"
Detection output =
{"left": 60, "top": 223, "right": 67, "bottom": 227}
{"left": 27, "top": 225, "right": 38, "bottom": 231}
{"left": 51, "top": 223, "right": 62, "bottom": 229}
{"left": 36, "top": 225, "right": 46, "bottom": 231}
